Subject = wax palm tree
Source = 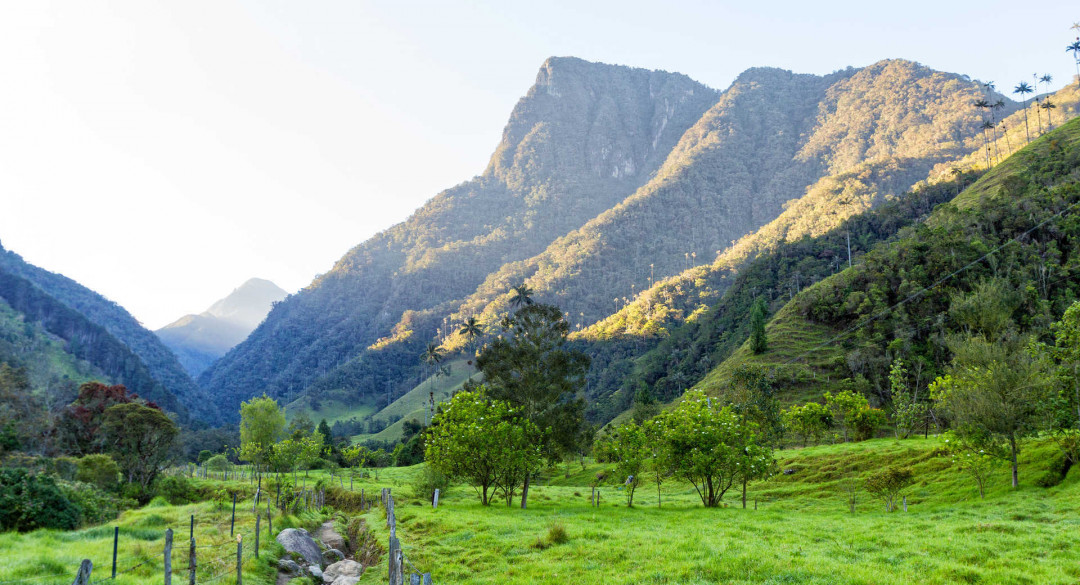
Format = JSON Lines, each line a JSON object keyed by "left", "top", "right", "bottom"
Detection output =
{"left": 1013, "top": 82, "right": 1033, "bottom": 143}
{"left": 1033, "top": 74, "right": 1044, "bottom": 135}
{"left": 994, "top": 102, "right": 1012, "bottom": 155}
{"left": 421, "top": 342, "right": 445, "bottom": 394}
{"left": 1042, "top": 98, "right": 1057, "bottom": 130}
{"left": 458, "top": 317, "right": 482, "bottom": 358}
{"left": 950, "top": 167, "right": 964, "bottom": 195}
{"left": 980, "top": 120, "right": 995, "bottom": 168}
{"left": 1068, "top": 40, "right": 1080, "bottom": 87}
{"left": 509, "top": 284, "right": 534, "bottom": 308}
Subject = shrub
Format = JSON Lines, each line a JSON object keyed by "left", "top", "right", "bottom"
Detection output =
{"left": 410, "top": 466, "right": 450, "bottom": 502}
{"left": 51, "top": 456, "right": 80, "bottom": 481}
{"left": 58, "top": 480, "right": 132, "bottom": 525}
{"left": 154, "top": 476, "right": 199, "bottom": 505}
{"left": 865, "top": 467, "right": 915, "bottom": 512}
{"left": 0, "top": 468, "right": 81, "bottom": 531}
{"left": 77, "top": 454, "right": 120, "bottom": 492}
{"left": 197, "top": 450, "right": 214, "bottom": 464}
{"left": 205, "top": 454, "right": 231, "bottom": 472}
{"left": 851, "top": 407, "right": 888, "bottom": 441}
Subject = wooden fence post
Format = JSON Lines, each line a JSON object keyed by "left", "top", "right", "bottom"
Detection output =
{"left": 111, "top": 526, "right": 118, "bottom": 579}
{"left": 388, "top": 536, "right": 401, "bottom": 585}
{"left": 230, "top": 492, "right": 237, "bottom": 536}
{"left": 411, "top": 574, "right": 420, "bottom": 585}
{"left": 433, "top": 488, "right": 439, "bottom": 509}
{"left": 255, "top": 512, "right": 261, "bottom": 558}
{"left": 903, "top": 496, "right": 908, "bottom": 512}
{"left": 422, "top": 573, "right": 431, "bottom": 585}
{"left": 236, "top": 535, "right": 243, "bottom": 585}
{"left": 164, "top": 528, "right": 173, "bottom": 585}
{"left": 189, "top": 537, "right": 197, "bottom": 585}
{"left": 72, "top": 559, "right": 92, "bottom": 585}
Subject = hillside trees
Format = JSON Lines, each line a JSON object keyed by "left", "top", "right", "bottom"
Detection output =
{"left": 475, "top": 302, "right": 589, "bottom": 508}
{"left": 53, "top": 382, "right": 142, "bottom": 456}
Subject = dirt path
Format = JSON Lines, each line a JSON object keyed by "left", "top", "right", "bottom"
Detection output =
{"left": 316, "top": 520, "right": 346, "bottom": 552}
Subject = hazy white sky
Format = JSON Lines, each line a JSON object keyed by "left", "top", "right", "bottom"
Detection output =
{"left": 1, "top": 1, "right": 1077, "bottom": 329}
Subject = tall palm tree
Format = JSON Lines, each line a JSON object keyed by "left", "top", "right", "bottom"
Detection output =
{"left": 980, "top": 120, "right": 995, "bottom": 168}
{"left": 1068, "top": 40, "right": 1080, "bottom": 87}
{"left": 458, "top": 317, "right": 482, "bottom": 358}
{"left": 950, "top": 167, "right": 964, "bottom": 195}
{"left": 1042, "top": 98, "right": 1057, "bottom": 130}
{"left": 1033, "top": 74, "right": 1044, "bottom": 135}
{"left": 509, "top": 284, "right": 534, "bottom": 308}
{"left": 1013, "top": 81, "right": 1033, "bottom": 143}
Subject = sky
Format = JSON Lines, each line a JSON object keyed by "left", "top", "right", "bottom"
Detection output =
{"left": 1, "top": 1, "right": 1078, "bottom": 329}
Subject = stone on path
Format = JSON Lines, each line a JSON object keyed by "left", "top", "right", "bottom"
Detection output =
{"left": 276, "top": 528, "right": 324, "bottom": 567}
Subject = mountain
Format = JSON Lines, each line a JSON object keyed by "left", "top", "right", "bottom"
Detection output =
{"left": 697, "top": 114, "right": 1080, "bottom": 406}
{"left": 199, "top": 57, "right": 720, "bottom": 420}
{"left": 156, "top": 278, "right": 287, "bottom": 376}
{"left": 0, "top": 242, "right": 208, "bottom": 421}
{"left": 202, "top": 56, "right": 1027, "bottom": 427}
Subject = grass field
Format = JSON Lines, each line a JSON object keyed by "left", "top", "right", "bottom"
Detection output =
{"left": 3, "top": 436, "right": 1078, "bottom": 585}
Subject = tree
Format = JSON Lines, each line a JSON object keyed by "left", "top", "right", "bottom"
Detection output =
{"left": 782, "top": 402, "right": 832, "bottom": 447}
{"left": 53, "top": 382, "right": 139, "bottom": 456}
{"left": 341, "top": 443, "right": 371, "bottom": 477}
{"left": 316, "top": 419, "right": 334, "bottom": 447}
{"left": 595, "top": 422, "right": 649, "bottom": 506}
{"left": 930, "top": 335, "right": 1053, "bottom": 488}
{"left": 889, "top": 358, "right": 927, "bottom": 439}
{"left": 458, "top": 317, "right": 482, "bottom": 359}
{"left": 749, "top": 298, "right": 768, "bottom": 354}
{"left": 100, "top": 402, "right": 178, "bottom": 488}
{"left": 0, "top": 364, "right": 44, "bottom": 455}
{"left": 655, "top": 390, "right": 764, "bottom": 507}
{"left": 641, "top": 417, "right": 671, "bottom": 508}
{"left": 1068, "top": 41, "right": 1080, "bottom": 88}
{"left": 1042, "top": 301, "right": 1080, "bottom": 477}
{"left": 864, "top": 467, "right": 914, "bottom": 512}
{"left": 1013, "top": 82, "right": 1033, "bottom": 144}
{"left": 509, "top": 284, "right": 534, "bottom": 308}
{"left": 824, "top": 389, "right": 868, "bottom": 442}
{"left": 424, "top": 389, "right": 541, "bottom": 506}
{"left": 238, "top": 394, "right": 286, "bottom": 473}
{"left": 475, "top": 302, "right": 589, "bottom": 508}
{"left": 943, "top": 434, "right": 995, "bottom": 499}
{"left": 1042, "top": 98, "right": 1056, "bottom": 130}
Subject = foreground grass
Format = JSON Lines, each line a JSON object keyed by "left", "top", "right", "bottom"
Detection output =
{"left": 353, "top": 437, "right": 1080, "bottom": 585}
{"left": 3, "top": 437, "right": 1078, "bottom": 584}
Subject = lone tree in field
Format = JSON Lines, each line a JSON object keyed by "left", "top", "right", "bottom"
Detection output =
{"left": 239, "top": 394, "right": 286, "bottom": 476}
{"left": 864, "top": 467, "right": 915, "bottom": 512}
{"left": 655, "top": 390, "right": 769, "bottom": 507}
{"left": 595, "top": 421, "right": 649, "bottom": 507}
{"left": 425, "top": 389, "right": 540, "bottom": 506}
{"left": 100, "top": 402, "right": 178, "bottom": 488}
{"left": 475, "top": 301, "right": 589, "bottom": 509}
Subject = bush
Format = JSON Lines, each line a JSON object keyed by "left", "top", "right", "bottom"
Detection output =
{"left": 410, "top": 466, "right": 450, "bottom": 502}
{"left": 77, "top": 454, "right": 120, "bottom": 492}
{"left": 154, "top": 476, "right": 199, "bottom": 505}
{"left": 51, "top": 456, "right": 80, "bottom": 481}
{"left": 197, "top": 450, "right": 214, "bottom": 464}
{"left": 1035, "top": 452, "right": 1073, "bottom": 488}
{"left": 58, "top": 480, "right": 132, "bottom": 525}
{"left": 205, "top": 454, "right": 231, "bottom": 472}
{"left": 851, "top": 407, "right": 888, "bottom": 442}
{"left": 0, "top": 468, "right": 82, "bottom": 531}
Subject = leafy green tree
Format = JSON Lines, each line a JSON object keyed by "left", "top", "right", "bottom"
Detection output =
{"left": 270, "top": 438, "right": 302, "bottom": 477}
{"left": 782, "top": 402, "right": 832, "bottom": 447}
{"left": 476, "top": 302, "right": 589, "bottom": 508}
{"left": 317, "top": 419, "right": 334, "bottom": 446}
{"left": 889, "top": 358, "right": 927, "bottom": 439}
{"left": 943, "top": 433, "right": 995, "bottom": 498}
{"left": 596, "top": 422, "right": 649, "bottom": 506}
{"left": 197, "top": 450, "right": 214, "bottom": 464}
{"left": 53, "top": 382, "right": 138, "bottom": 456}
{"left": 655, "top": 390, "right": 762, "bottom": 507}
{"left": 824, "top": 389, "right": 869, "bottom": 442}
{"left": 641, "top": 417, "right": 671, "bottom": 507}
{"left": 864, "top": 467, "right": 914, "bottom": 512}
{"left": 1041, "top": 301, "right": 1080, "bottom": 476}
{"left": 238, "top": 394, "right": 286, "bottom": 473}
{"left": 749, "top": 298, "right": 767, "bottom": 354}
{"left": 930, "top": 335, "right": 1053, "bottom": 488}
{"left": 100, "top": 402, "right": 179, "bottom": 488}
{"left": 0, "top": 468, "right": 81, "bottom": 531}
{"left": 424, "top": 389, "right": 541, "bottom": 506}
{"left": 76, "top": 454, "right": 120, "bottom": 492}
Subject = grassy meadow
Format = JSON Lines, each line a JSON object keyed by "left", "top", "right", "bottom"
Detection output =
{"left": 3, "top": 436, "right": 1078, "bottom": 585}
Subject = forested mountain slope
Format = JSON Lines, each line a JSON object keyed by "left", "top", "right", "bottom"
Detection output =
{"left": 0, "top": 243, "right": 208, "bottom": 420}
{"left": 0, "top": 265, "right": 188, "bottom": 418}
{"left": 698, "top": 115, "right": 1080, "bottom": 406}
{"left": 200, "top": 57, "right": 719, "bottom": 419}
{"left": 207, "top": 57, "right": 1033, "bottom": 426}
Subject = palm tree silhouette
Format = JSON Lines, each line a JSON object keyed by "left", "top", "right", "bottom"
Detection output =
{"left": 1013, "top": 82, "right": 1033, "bottom": 144}
{"left": 980, "top": 120, "right": 995, "bottom": 167}
{"left": 458, "top": 317, "right": 482, "bottom": 358}
{"left": 1068, "top": 40, "right": 1080, "bottom": 87}
{"left": 1042, "top": 98, "right": 1057, "bottom": 130}
{"left": 509, "top": 284, "right": 534, "bottom": 308}
{"left": 1033, "top": 74, "right": 1044, "bottom": 135}
{"left": 950, "top": 167, "right": 964, "bottom": 195}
